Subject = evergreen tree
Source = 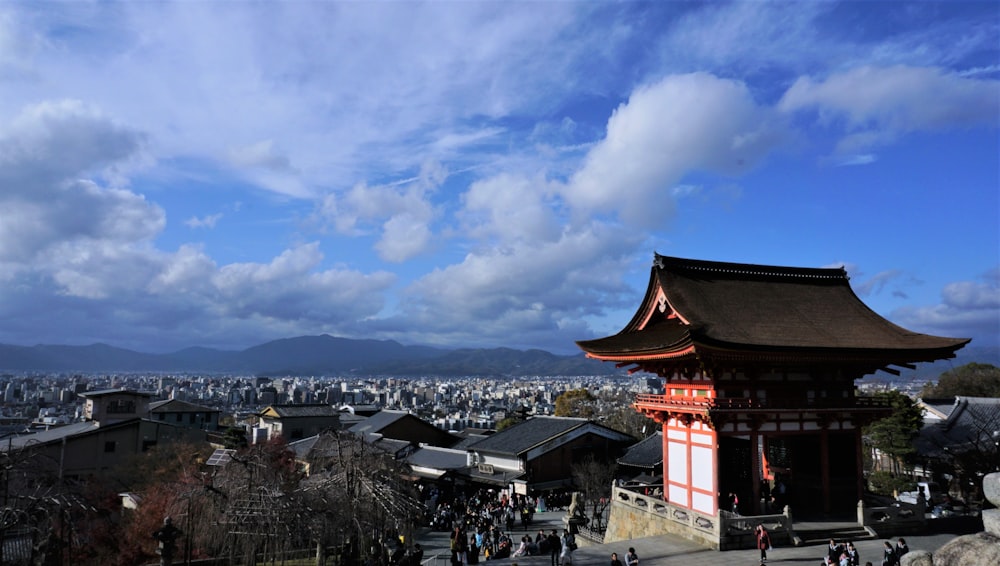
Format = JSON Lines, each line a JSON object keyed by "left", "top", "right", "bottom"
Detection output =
{"left": 863, "top": 390, "right": 924, "bottom": 476}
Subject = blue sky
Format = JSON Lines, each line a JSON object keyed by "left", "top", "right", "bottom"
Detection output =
{"left": 0, "top": 1, "right": 997, "bottom": 356}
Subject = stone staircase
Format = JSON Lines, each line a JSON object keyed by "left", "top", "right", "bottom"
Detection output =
{"left": 792, "top": 523, "right": 876, "bottom": 546}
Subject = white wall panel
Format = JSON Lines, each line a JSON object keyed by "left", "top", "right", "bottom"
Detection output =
{"left": 668, "top": 440, "right": 688, "bottom": 483}
{"left": 690, "top": 445, "right": 714, "bottom": 491}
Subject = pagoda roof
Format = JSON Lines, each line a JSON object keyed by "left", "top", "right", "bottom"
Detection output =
{"left": 577, "top": 254, "right": 969, "bottom": 370}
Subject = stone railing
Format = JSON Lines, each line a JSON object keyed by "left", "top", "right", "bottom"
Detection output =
{"left": 719, "top": 507, "right": 794, "bottom": 550}
{"left": 857, "top": 499, "right": 926, "bottom": 537}
{"left": 608, "top": 485, "right": 721, "bottom": 548}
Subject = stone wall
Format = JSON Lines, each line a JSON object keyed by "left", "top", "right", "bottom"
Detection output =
{"left": 603, "top": 487, "right": 720, "bottom": 549}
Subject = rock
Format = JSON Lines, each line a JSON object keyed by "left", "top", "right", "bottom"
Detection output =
{"left": 899, "top": 549, "right": 932, "bottom": 566}
{"left": 982, "top": 509, "right": 1000, "bottom": 537}
{"left": 931, "top": 532, "right": 1000, "bottom": 566}
{"left": 983, "top": 473, "right": 1000, "bottom": 507}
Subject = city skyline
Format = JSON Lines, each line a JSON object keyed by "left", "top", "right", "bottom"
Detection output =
{"left": 1, "top": 1, "right": 997, "bottom": 355}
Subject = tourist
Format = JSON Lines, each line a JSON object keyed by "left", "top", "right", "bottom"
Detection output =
{"left": 625, "top": 546, "right": 639, "bottom": 566}
{"left": 827, "top": 540, "right": 844, "bottom": 565}
{"left": 894, "top": 538, "right": 909, "bottom": 560}
{"left": 547, "top": 529, "right": 562, "bottom": 566}
{"left": 845, "top": 541, "right": 860, "bottom": 566}
{"left": 610, "top": 552, "right": 624, "bottom": 566}
{"left": 756, "top": 524, "right": 772, "bottom": 564}
{"left": 560, "top": 528, "right": 576, "bottom": 566}
{"left": 881, "top": 541, "right": 897, "bottom": 566}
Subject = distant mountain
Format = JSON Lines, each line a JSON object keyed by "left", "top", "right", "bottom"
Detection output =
{"left": 895, "top": 344, "right": 1000, "bottom": 383}
{"left": 0, "top": 335, "right": 616, "bottom": 377}
{"left": 2, "top": 335, "right": 994, "bottom": 379}
{"left": 364, "top": 347, "right": 611, "bottom": 377}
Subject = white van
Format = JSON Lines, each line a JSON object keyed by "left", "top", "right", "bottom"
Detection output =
{"left": 897, "top": 481, "right": 946, "bottom": 506}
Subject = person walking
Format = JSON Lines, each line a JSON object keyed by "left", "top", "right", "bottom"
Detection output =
{"left": 755, "top": 524, "right": 772, "bottom": 564}
{"left": 881, "top": 541, "right": 897, "bottom": 566}
{"left": 894, "top": 538, "right": 909, "bottom": 561}
{"left": 559, "top": 529, "right": 576, "bottom": 566}
{"left": 547, "top": 529, "right": 561, "bottom": 566}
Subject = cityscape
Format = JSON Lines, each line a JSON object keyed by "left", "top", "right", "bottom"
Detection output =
{"left": 1, "top": 0, "right": 997, "bottom": 564}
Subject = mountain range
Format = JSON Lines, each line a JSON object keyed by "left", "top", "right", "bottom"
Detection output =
{"left": 0, "top": 335, "right": 620, "bottom": 377}
{"left": 0, "top": 335, "right": 995, "bottom": 379}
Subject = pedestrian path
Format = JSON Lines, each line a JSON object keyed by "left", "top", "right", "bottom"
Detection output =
{"left": 415, "top": 511, "right": 964, "bottom": 566}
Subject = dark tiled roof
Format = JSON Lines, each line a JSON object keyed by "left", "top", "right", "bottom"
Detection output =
{"left": 79, "top": 388, "right": 152, "bottom": 399}
{"left": 617, "top": 431, "right": 662, "bottom": 468}
{"left": 450, "top": 434, "right": 488, "bottom": 450}
{"left": 467, "top": 416, "right": 588, "bottom": 455}
{"left": 149, "top": 399, "right": 220, "bottom": 414}
{"left": 347, "top": 410, "right": 413, "bottom": 434}
{"left": 578, "top": 254, "right": 969, "bottom": 363}
{"left": 263, "top": 404, "right": 340, "bottom": 418}
{"left": 915, "top": 396, "right": 1000, "bottom": 458}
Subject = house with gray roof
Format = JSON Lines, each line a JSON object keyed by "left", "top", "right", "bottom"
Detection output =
{"left": 348, "top": 409, "right": 458, "bottom": 448}
{"left": 257, "top": 404, "right": 341, "bottom": 442}
{"left": 462, "top": 416, "right": 634, "bottom": 494}
{"left": 149, "top": 398, "right": 222, "bottom": 431}
{"left": 2, "top": 389, "right": 204, "bottom": 480}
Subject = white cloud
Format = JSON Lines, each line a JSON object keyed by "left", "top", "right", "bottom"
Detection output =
{"left": 460, "top": 173, "right": 561, "bottom": 246}
{"left": 317, "top": 177, "right": 440, "bottom": 262}
{"left": 0, "top": 102, "right": 158, "bottom": 272}
{"left": 779, "top": 66, "right": 1000, "bottom": 153}
{"left": 185, "top": 213, "right": 223, "bottom": 229}
{"left": 393, "top": 222, "right": 643, "bottom": 351}
{"left": 892, "top": 270, "right": 1000, "bottom": 343}
{"left": 564, "top": 73, "right": 786, "bottom": 228}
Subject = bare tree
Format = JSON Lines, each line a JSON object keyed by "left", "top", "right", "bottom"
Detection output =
{"left": 570, "top": 455, "right": 617, "bottom": 533}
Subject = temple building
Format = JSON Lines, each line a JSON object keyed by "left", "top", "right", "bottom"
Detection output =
{"left": 577, "top": 254, "right": 969, "bottom": 524}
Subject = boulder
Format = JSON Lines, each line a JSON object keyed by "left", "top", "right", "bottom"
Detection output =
{"left": 982, "top": 472, "right": 1000, "bottom": 509}
{"left": 930, "top": 532, "right": 1000, "bottom": 566}
{"left": 899, "top": 549, "right": 932, "bottom": 566}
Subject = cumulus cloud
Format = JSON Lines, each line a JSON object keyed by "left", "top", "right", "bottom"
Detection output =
{"left": 0, "top": 102, "right": 159, "bottom": 273}
{"left": 779, "top": 66, "right": 1000, "bottom": 153}
{"left": 391, "top": 221, "right": 643, "bottom": 351}
{"left": 892, "top": 269, "right": 1000, "bottom": 343}
{"left": 563, "top": 73, "right": 786, "bottom": 228}
{"left": 317, "top": 172, "right": 441, "bottom": 262}
{"left": 460, "top": 173, "right": 561, "bottom": 246}
{"left": 0, "top": 98, "right": 399, "bottom": 350}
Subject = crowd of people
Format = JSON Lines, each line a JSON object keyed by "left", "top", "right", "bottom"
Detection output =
{"left": 817, "top": 537, "right": 908, "bottom": 566}
{"left": 419, "top": 488, "right": 581, "bottom": 566}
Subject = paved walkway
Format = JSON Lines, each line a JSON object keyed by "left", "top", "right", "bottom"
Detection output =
{"left": 415, "top": 511, "right": 967, "bottom": 566}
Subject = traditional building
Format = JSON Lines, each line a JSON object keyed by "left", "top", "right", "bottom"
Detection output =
{"left": 462, "top": 416, "right": 634, "bottom": 495}
{"left": 577, "top": 254, "right": 968, "bottom": 523}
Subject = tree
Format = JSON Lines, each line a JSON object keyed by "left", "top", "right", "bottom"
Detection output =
{"left": 863, "top": 390, "right": 924, "bottom": 477}
{"left": 920, "top": 363, "right": 1000, "bottom": 398}
{"left": 222, "top": 425, "right": 249, "bottom": 450}
{"left": 570, "top": 455, "right": 617, "bottom": 532}
{"left": 597, "top": 391, "right": 657, "bottom": 440}
{"left": 554, "top": 388, "right": 597, "bottom": 418}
